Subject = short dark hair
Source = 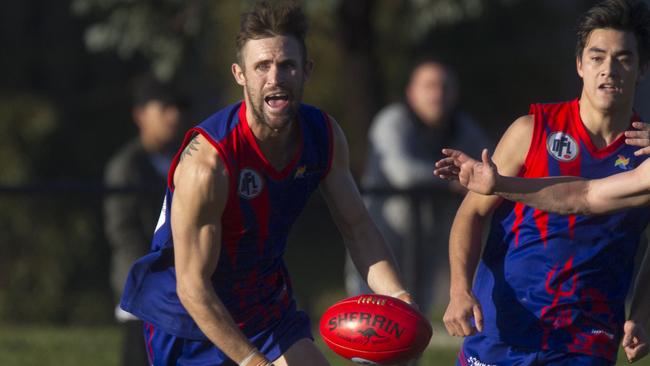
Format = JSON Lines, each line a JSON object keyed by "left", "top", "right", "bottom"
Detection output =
{"left": 576, "top": 0, "right": 650, "bottom": 68}
{"left": 236, "top": 0, "right": 308, "bottom": 65}
{"left": 131, "top": 76, "right": 185, "bottom": 108}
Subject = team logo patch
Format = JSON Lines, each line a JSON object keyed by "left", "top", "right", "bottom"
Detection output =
{"left": 238, "top": 168, "right": 264, "bottom": 199}
{"left": 615, "top": 155, "right": 631, "bottom": 170}
{"left": 294, "top": 165, "right": 306, "bottom": 179}
{"left": 546, "top": 132, "right": 579, "bottom": 162}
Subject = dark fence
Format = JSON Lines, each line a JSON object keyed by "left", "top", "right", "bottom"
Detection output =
{"left": 0, "top": 183, "right": 459, "bottom": 325}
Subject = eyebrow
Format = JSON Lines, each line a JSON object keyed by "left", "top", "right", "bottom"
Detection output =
{"left": 587, "top": 47, "right": 634, "bottom": 57}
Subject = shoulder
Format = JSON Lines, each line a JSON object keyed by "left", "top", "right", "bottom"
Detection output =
{"left": 325, "top": 114, "right": 346, "bottom": 143}
{"left": 503, "top": 114, "right": 534, "bottom": 140}
{"left": 173, "top": 133, "right": 226, "bottom": 189}
{"left": 196, "top": 101, "right": 244, "bottom": 142}
{"left": 491, "top": 114, "right": 534, "bottom": 176}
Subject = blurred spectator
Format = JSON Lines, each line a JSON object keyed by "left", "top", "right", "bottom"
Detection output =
{"left": 103, "top": 77, "right": 185, "bottom": 366}
{"left": 345, "top": 60, "right": 491, "bottom": 315}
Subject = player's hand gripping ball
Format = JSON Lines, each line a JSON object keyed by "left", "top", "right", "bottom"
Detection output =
{"left": 319, "top": 294, "right": 432, "bottom": 365}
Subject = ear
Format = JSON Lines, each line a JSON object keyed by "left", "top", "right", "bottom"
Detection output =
{"left": 303, "top": 59, "right": 314, "bottom": 82}
{"left": 576, "top": 56, "right": 584, "bottom": 78}
{"left": 232, "top": 63, "right": 246, "bottom": 86}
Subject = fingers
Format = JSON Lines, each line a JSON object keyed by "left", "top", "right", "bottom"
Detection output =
{"left": 633, "top": 146, "right": 650, "bottom": 156}
{"left": 480, "top": 149, "right": 489, "bottom": 165}
{"left": 441, "top": 148, "right": 462, "bottom": 158}
{"left": 473, "top": 305, "right": 484, "bottom": 332}
{"left": 625, "top": 123, "right": 650, "bottom": 156}
{"left": 434, "top": 158, "right": 461, "bottom": 180}
{"left": 625, "top": 137, "right": 650, "bottom": 147}
{"left": 624, "top": 341, "right": 649, "bottom": 363}
{"left": 632, "top": 121, "right": 650, "bottom": 130}
{"left": 443, "top": 303, "right": 482, "bottom": 337}
{"left": 623, "top": 330, "right": 634, "bottom": 348}
{"left": 434, "top": 167, "right": 460, "bottom": 180}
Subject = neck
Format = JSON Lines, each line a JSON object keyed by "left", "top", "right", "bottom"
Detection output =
{"left": 578, "top": 94, "right": 633, "bottom": 147}
{"left": 246, "top": 108, "right": 297, "bottom": 146}
{"left": 245, "top": 106, "right": 301, "bottom": 171}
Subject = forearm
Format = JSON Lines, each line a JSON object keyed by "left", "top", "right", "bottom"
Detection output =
{"left": 346, "top": 222, "right": 407, "bottom": 297}
{"left": 494, "top": 175, "right": 590, "bottom": 215}
{"left": 178, "top": 278, "right": 269, "bottom": 365}
{"left": 448, "top": 209, "right": 486, "bottom": 295}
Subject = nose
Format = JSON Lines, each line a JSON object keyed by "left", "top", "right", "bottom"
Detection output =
{"left": 600, "top": 56, "right": 621, "bottom": 78}
{"left": 266, "top": 64, "right": 285, "bottom": 87}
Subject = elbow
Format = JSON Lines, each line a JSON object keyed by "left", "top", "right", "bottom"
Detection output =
{"left": 176, "top": 274, "right": 206, "bottom": 311}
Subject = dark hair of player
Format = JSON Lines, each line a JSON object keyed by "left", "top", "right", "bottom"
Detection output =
{"left": 576, "top": 0, "right": 650, "bottom": 68}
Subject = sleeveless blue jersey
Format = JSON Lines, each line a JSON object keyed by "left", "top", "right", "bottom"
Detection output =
{"left": 120, "top": 101, "right": 333, "bottom": 340}
{"left": 471, "top": 99, "right": 649, "bottom": 361}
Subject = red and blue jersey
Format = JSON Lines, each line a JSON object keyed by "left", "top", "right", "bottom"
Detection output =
{"left": 120, "top": 101, "right": 333, "bottom": 340}
{"left": 472, "top": 99, "right": 649, "bottom": 361}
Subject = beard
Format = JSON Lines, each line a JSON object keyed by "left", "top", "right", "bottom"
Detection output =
{"left": 246, "top": 86, "right": 301, "bottom": 132}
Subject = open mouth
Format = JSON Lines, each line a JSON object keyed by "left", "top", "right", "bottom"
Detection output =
{"left": 598, "top": 83, "right": 621, "bottom": 93}
{"left": 264, "top": 93, "right": 289, "bottom": 109}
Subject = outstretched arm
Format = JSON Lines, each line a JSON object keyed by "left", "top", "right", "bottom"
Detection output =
{"left": 172, "top": 134, "right": 273, "bottom": 366}
{"left": 320, "top": 116, "right": 411, "bottom": 303}
{"left": 435, "top": 148, "right": 650, "bottom": 215}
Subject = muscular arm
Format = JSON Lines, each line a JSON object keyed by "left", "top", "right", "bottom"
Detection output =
{"left": 493, "top": 159, "right": 650, "bottom": 215}
{"left": 172, "top": 134, "right": 270, "bottom": 365}
{"left": 444, "top": 115, "right": 533, "bottom": 337}
{"left": 320, "top": 117, "right": 409, "bottom": 300}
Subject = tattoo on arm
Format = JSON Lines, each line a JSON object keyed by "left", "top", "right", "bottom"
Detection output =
{"left": 181, "top": 136, "right": 200, "bottom": 161}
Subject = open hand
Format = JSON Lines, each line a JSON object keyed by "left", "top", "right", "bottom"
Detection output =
{"left": 625, "top": 121, "right": 650, "bottom": 156}
{"left": 434, "top": 148, "right": 498, "bottom": 195}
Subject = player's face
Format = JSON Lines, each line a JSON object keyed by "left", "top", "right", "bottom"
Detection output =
{"left": 577, "top": 28, "right": 642, "bottom": 113}
{"left": 232, "top": 35, "right": 311, "bottom": 133}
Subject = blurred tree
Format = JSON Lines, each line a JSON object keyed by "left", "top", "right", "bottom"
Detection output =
{"left": 0, "top": 95, "right": 112, "bottom": 324}
{"left": 71, "top": 0, "right": 206, "bottom": 81}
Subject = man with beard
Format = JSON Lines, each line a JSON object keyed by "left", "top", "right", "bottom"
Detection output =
{"left": 119, "top": 1, "right": 412, "bottom": 366}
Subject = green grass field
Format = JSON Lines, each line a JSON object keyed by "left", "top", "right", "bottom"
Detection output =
{"left": 0, "top": 324, "right": 647, "bottom": 366}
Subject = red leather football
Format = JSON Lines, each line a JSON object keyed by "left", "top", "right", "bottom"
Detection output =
{"left": 319, "top": 294, "right": 432, "bottom": 365}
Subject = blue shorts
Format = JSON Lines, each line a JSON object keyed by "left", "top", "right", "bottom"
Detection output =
{"left": 457, "top": 333, "right": 614, "bottom": 366}
{"left": 143, "top": 309, "right": 313, "bottom": 366}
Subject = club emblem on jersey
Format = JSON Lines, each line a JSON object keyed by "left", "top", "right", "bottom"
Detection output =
{"left": 239, "top": 168, "right": 264, "bottom": 199}
{"left": 294, "top": 165, "right": 306, "bottom": 179}
{"left": 615, "top": 155, "right": 631, "bottom": 170}
{"left": 546, "top": 132, "right": 579, "bottom": 162}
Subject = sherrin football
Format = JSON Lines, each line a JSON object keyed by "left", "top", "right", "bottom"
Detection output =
{"left": 319, "top": 294, "right": 432, "bottom": 365}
